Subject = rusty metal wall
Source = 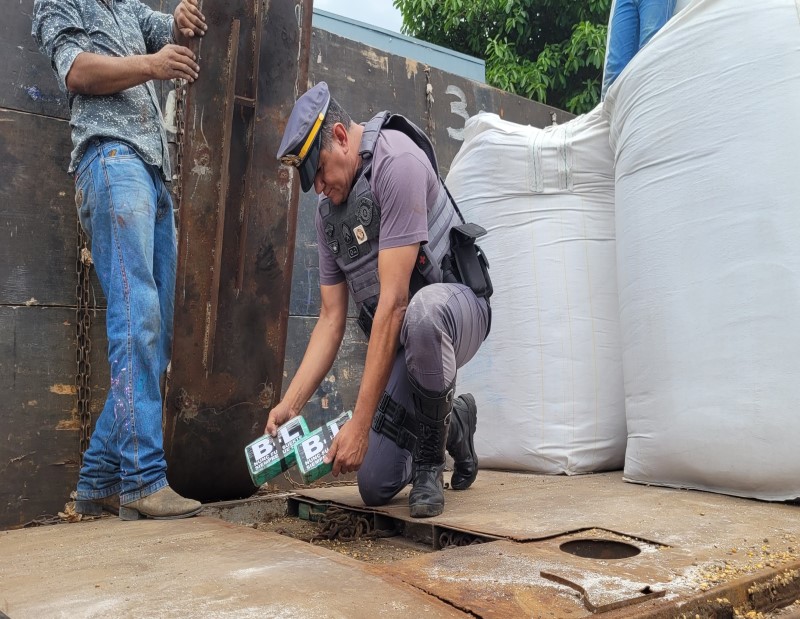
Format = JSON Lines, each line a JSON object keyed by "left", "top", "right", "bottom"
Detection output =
{"left": 285, "top": 28, "right": 572, "bottom": 433}
{"left": 163, "top": 0, "right": 313, "bottom": 502}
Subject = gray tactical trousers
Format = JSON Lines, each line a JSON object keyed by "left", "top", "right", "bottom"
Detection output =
{"left": 357, "top": 282, "right": 490, "bottom": 506}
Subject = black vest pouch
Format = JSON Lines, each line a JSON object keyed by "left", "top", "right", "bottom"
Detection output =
{"left": 448, "top": 223, "right": 493, "bottom": 299}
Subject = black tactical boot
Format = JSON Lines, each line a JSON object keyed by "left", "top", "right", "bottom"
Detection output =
{"left": 408, "top": 380, "right": 453, "bottom": 518}
{"left": 447, "top": 394, "right": 478, "bottom": 490}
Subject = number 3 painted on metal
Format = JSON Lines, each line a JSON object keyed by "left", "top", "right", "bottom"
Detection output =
{"left": 446, "top": 85, "right": 470, "bottom": 141}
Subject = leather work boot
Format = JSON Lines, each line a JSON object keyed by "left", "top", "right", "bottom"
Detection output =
{"left": 118, "top": 486, "right": 202, "bottom": 521}
{"left": 446, "top": 393, "right": 479, "bottom": 490}
{"left": 408, "top": 380, "right": 454, "bottom": 518}
{"left": 74, "top": 494, "right": 120, "bottom": 516}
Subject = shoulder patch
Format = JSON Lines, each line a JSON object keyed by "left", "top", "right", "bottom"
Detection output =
{"left": 342, "top": 224, "right": 354, "bottom": 245}
{"left": 353, "top": 224, "right": 368, "bottom": 245}
{"left": 357, "top": 199, "right": 374, "bottom": 226}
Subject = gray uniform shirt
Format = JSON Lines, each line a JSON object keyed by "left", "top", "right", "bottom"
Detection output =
{"left": 32, "top": 0, "right": 174, "bottom": 178}
{"left": 315, "top": 129, "right": 440, "bottom": 286}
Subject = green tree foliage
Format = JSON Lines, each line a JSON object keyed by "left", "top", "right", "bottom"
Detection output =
{"left": 393, "top": 0, "right": 611, "bottom": 114}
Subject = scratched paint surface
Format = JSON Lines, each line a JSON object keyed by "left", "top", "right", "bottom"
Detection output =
{"left": 0, "top": 306, "right": 110, "bottom": 527}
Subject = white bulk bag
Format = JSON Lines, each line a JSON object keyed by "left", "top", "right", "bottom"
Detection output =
{"left": 448, "top": 107, "right": 626, "bottom": 474}
{"left": 606, "top": 0, "right": 800, "bottom": 500}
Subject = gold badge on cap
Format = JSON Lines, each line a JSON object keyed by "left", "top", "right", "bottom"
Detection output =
{"left": 280, "top": 154, "right": 302, "bottom": 167}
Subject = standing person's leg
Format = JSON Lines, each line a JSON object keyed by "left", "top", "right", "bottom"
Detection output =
{"left": 357, "top": 350, "right": 414, "bottom": 506}
{"left": 637, "top": 0, "right": 677, "bottom": 49}
{"left": 74, "top": 140, "right": 199, "bottom": 519}
{"left": 601, "top": 0, "right": 640, "bottom": 99}
{"left": 151, "top": 169, "right": 177, "bottom": 380}
{"left": 401, "top": 283, "right": 490, "bottom": 517}
{"left": 74, "top": 389, "right": 123, "bottom": 515}
{"left": 74, "top": 142, "right": 123, "bottom": 515}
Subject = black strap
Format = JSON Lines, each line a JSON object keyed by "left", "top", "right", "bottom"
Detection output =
{"left": 371, "top": 392, "right": 417, "bottom": 452}
{"left": 440, "top": 178, "right": 467, "bottom": 225}
{"left": 356, "top": 301, "right": 376, "bottom": 338}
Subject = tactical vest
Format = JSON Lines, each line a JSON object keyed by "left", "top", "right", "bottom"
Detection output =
{"left": 318, "top": 112, "right": 460, "bottom": 317}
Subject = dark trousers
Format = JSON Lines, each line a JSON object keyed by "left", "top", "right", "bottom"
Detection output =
{"left": 357, "top": 283, "right": 489, "bottom": 506}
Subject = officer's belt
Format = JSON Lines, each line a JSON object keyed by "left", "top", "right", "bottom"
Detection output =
{"left": 371, "top": 392, "right": 417, "bottom": 452}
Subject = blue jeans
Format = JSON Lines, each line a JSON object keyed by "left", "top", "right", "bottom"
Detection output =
{"left": 602, "top": 0, "right": 677, "bottom": 98}
{"left": 73, "top": 140, "right": 176, "bottom": 505}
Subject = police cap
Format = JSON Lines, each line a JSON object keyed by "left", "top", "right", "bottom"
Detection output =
{"left": 276, "top": 81, "right": 331, "bottom": 192}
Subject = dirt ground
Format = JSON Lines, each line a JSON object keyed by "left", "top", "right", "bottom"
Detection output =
{"left": 252, "top": 470, "right": 444, "bottom": 564}
{"left": 254, "top": 513, "right": 432, "bottom": 564}
{"left": 740, "top": 601, "right": 800, "bottom": 619}
{"left": 769, "top": 601, "right": 800, "bottom": 618}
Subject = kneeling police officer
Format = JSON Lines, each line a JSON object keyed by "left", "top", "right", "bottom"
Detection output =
{"left": 268, "top": 82, "right": 492, "bottom": 517}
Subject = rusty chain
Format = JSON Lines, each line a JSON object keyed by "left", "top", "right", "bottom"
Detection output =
{"left": 310, "top": 506, "right": 395, "bottom": 543}
{"left": 23, "top": 513, "right": 64, "bottom": 528}
{"left": 173, "top": 78, "right": 187, "bottom": 204}
{"left": 438, "top": 529, "right": 485, "bottom": 549}
{"left": 75, "top": 216, "right": 94, "bottom": 461}
{"left": 424, "top": 66, "right": 435, "bottom": 140}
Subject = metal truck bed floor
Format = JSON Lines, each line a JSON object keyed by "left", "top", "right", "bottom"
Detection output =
{"left": 292, "top": 470, "right": 800, "bottom": 617}
{"left": 0, "top": 517, "right": 463, "bottom": 618}
{"left": 2, "top": 471, "right": 799, "bottom": 618}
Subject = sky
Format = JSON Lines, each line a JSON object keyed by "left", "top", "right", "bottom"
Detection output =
{"left": 314, "top": 0, "right": 404, "bottom": 33}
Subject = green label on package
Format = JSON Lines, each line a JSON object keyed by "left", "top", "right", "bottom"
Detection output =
{"left": 295, "top": 410, "right": 353, "bottom": 484}
{"left": 245, "top": 416, "right": 310, "bottom": 486}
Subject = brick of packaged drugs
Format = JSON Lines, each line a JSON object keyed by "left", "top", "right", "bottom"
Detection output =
{"left": 245, "top": 416, "right": 310, "bottom": 486}
{"left": 295, "top": 411, "right": 353, "bottom": 484}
